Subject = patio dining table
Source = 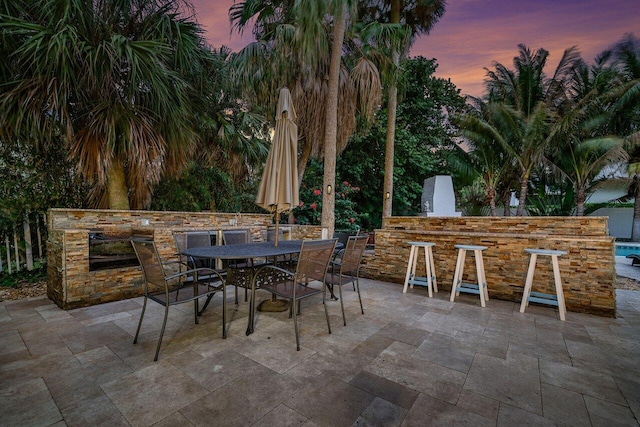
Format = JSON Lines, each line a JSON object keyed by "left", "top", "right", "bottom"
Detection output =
{"left": 182, "top": 240, "right": 305, "bottom": 335}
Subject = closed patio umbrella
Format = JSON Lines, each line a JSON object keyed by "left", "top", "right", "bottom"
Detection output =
{"left": 256, "top": 87, "right": 299, "bottom": 246}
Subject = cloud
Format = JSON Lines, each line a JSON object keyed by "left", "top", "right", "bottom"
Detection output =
{"left": 412, "top": 0, "right": 638, "bottom": 97}
{"left": 192, "top": 0, "right": 637, "bottom": 98}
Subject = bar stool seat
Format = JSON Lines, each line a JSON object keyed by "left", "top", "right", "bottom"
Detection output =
{"left": 403, "top": 242, "right": 438, "bottom": 297}
{"left": 450, "top": 244, "right": 489, "bottom": 307}
{"left": 520, "top": 248, "right": 567, "bottom": 321}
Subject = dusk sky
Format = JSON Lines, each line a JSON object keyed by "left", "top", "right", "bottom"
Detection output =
{"left": 191, "top": 0, "right": 638, "bottom": 97}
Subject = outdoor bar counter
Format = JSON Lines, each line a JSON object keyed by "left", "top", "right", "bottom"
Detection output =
{"left": 360, "top": 216, "right": 616, "bottom": 317}
{"left": 46, "top": 208, "right": 325, "bottom": 309}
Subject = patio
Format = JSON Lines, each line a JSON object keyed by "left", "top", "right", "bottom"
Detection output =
{"left": 1, "top": 278, "right": 639, "bottom": 426}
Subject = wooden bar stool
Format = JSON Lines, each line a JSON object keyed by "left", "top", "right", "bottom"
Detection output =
{"left": 520, "top": 249, "right": 567, "bottom": 321}
{"left": 450, "top": 244, "right": 489, "bottom": 307}
{"left": 403, "top": 242, "right": 438, "bottom": 297}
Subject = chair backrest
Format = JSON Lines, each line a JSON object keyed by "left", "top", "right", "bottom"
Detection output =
{"left": 340, "top": 234, "right": 369, "bottom": 274}
{"left": 187, "top": 231, "right": 212, "bottom": 248}
{"left": 223, "top": 229, "right": 250, "bottom": 245}
{"left": 295, "top": 239, "right": 337, "bottom": 283}
{"left": 267, "top": 228, "right": 284, "bottom": 243}
{"left": 173, "top": 232, "right": 188, "bottom": 254}
{"left": 131, "top": 239, "right": 165, "bottom": 289}
{"left": 333, "top": 230, "right": 358, "bottom": 247}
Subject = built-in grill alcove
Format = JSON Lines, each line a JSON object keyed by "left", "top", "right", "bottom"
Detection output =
{"left": 88, "top": 230, "right": 138, "bottom": 271}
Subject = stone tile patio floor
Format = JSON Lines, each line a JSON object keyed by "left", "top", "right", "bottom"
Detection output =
{"left": 1, "top": 278, "right": 639, "bottom": 426}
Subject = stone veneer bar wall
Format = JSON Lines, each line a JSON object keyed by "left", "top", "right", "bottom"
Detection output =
{"left": 360, "top": 216, "right": 616, "bottom": 317}
{"left": 47, "top": 208, "right": 324, "bottom": 309}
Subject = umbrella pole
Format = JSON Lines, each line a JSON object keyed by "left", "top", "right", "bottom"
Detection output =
{"left": 259, "top": 210, "right": 289, "bottom": 312}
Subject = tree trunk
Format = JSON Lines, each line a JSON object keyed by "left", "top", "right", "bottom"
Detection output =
{"left": 292, "top": 139, "right": 311, "bottom": 225}
{"left": 516, "top": 177, "right": 529, "bottom": 216}
{"left": 575, "top": 187, "right": 586, "bottom": 217}
{"left": 632, "top": 182, "right": 640, "bottom": 241}
{"left": 23, "top": 212, "right": 34, "bottom": 271}
{"left": 107, "top": 157, "right": 130, "bottom": 210}
{"left": 502, "top": 191, "right": 511, "bottom": 216}
{"left": 321, "top": 2, "right": 347, "bottom": 238}
{"left": 13, "top": 227, "right": 20, "bottom": 272}
{"left": 36, "top": 214, "right": 43, "bottom": 259}
{"left": 382, "top": 0, "right": 401, "bottom": 219}
{"left": 383, "top": 82, "right": 398, "bottom": 219}
{"left": 5, "top": 235, "right": 11, "bottom": 274}
{"left": 487, "top": 187, "right": 497, "bottom": 216}
{"left": 297, "top": 137, "right": 312, "bottom": 185}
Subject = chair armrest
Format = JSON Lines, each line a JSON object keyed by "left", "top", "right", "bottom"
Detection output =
{"left": 252, "top": 264, "right": 295, "bottom": 286}
{"left": 163, "top": 260, "right": 188, "bottom": 269}
{"left": 166, "top": 267, "right": 225, "bottom": 282}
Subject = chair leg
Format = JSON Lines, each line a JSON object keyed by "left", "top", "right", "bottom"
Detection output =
{"left": 323, "top": 286, "right": 332, "bottom": 335}
{"left": 293, "top": 298, "right": 300, "bottom": 351}
{"left": 199, "top": 292, "right": 215, "bottom": 316}
{"left": 134, "top": 296, "right": 148, "bottom": 344}
{"left": 328, "top": 283, "right": 338, "bottom": 301}
{"left": 192, "top": 281, "right": 200, "bottom": 324}
{"left": 338, "top": 281, "right": 346, "bottom": 326}
{"left": 355, "top": 277, "right": 364, "bottom": 314}
{"left": 154, "top": 304, "right": 170, "bottom": 361}
{"left": 247, "top": 278, "right": 258, "bottom": 336}
{"left": 222, "top": 285, "right": 227, "bottom": 338}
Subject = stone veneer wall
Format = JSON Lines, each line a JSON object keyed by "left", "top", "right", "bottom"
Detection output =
{"left": 360, "top": 216, "right": 616, "bottom": 317}
{"left": 47, "top": 208, "right": 324, "bottom": 309}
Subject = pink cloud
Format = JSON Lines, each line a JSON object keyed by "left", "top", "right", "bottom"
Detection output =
{"left": 192, "top": 0, "right": 638, "bottom": 98}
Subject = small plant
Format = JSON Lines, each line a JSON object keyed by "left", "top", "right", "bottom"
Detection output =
{"left": 0, "top": 265, "right": 47, "bottom": 288}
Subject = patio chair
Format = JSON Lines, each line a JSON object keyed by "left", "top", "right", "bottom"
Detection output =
{"left": 174, "top": 231, "right": 214, "bottom": 269}
{"left": 252, "top": 239, "right": 337, "bottom": 350}
{"left": 326, "top": 234, "right": 369, "bottom": 325}
{"left": 331, "top": 229, "right": 360, "bottom": 269}
{"left": 222, "top": 229, "right": 253, "bottom": 304}
{"left": 131, "top": 238, "right": 226, "bottom": 361}
{"left": 626, "top": 254, "right": 640, "bottom": 266}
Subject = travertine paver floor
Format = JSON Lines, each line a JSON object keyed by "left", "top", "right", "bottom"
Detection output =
{"left": 1, "top": 279, "right": 639, "bottom": 426}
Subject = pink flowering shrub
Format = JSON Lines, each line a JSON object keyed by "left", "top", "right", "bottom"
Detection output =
{"left": 294, "top": 181, "right": 365, "bottom": 231}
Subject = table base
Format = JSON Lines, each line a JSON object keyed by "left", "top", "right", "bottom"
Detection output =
{"left": 257, "top": 298, "right": 289, "bottom": 312}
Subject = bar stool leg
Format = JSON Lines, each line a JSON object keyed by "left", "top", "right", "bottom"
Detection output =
{"left": 551, "top": 255, "right": 566, "bottom": 321}
{"left": 474, "top": 250, "right": 486, "bottom": 307}
{"left": 450, "top": 249, "right": 466, "bottom": 301}
{"left": 423, "top": 247, "right": 433, "bottom": 297}
{"left": 520, "top": 253, "right": 537, "bottom": 313}
{"left": 427, "top": 245, "right": 438, "bottom": 293}
{"left": 477, "top": 249, "right": 488, "bottom": 301}
{"left": 403, "top": 246, "right": 417, "bottom": 293}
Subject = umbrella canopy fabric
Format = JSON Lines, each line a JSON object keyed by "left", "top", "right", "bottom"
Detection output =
{"left": 256, "top": 88, "right": 299, "bottom": 243}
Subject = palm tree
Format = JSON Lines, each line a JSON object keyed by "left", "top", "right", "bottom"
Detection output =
{"left": 453, "top": 98, "right": 513, "bottom": 216}
{"left": 603, "top": 34, "right": 640, "bottom": 238}
{"left": 0, "top": 0, "right": 212, "bottom": 209}
{"left": 193, "top": 46, "right": 270, "bottom": 190}
{"left": 480, "top": 44, "right": 583, "bottom": 214}
{"left": 230, "top": 0, "right": 381, "bottom": 235}
{"left": 358, "top": 0, "right": 446, "bottom": 218}
{"left": 485, "top": 44, "right": 581, "bottom": 116}
{"left": 546, "top": 58, "right": 628, "bottom": 216}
